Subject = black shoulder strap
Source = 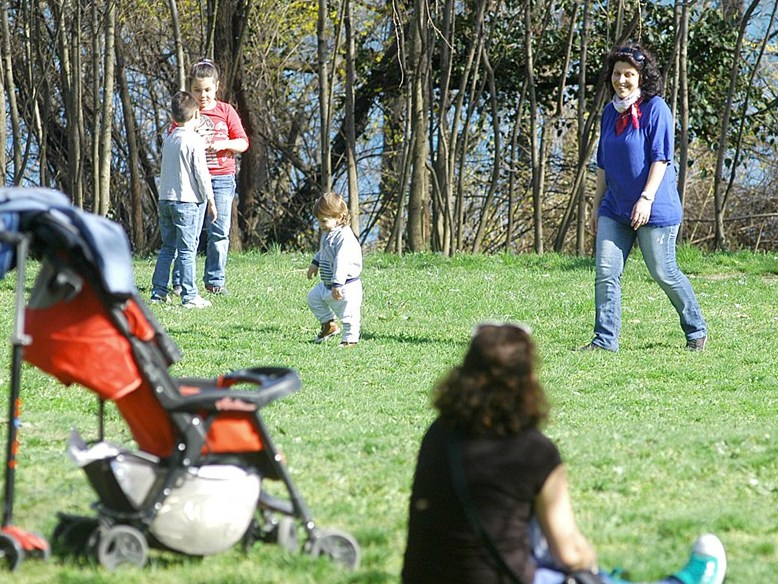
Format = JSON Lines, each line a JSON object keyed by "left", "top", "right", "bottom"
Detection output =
{"left": 445, "top": 428, "right": 525, "bottom": 584}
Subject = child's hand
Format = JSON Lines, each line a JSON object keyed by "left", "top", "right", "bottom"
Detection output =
{"left": 207, "top": 199, "right": 218, "bottom": 220}
{"left": 206, "top": 141, "right": 225, "bottom": 153}
{"left": 331, "top": 287, "right": 344, "bottom": 300}
{"left": 307, "top": 264, "right": 318, "bottom": 279}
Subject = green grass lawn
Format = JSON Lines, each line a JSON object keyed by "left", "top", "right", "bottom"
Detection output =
{"left": 0, "top": 249, "right": 776, "bottom": 583}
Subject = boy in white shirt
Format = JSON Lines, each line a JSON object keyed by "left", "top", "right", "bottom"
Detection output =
{"left": 151, "top": 91, "right": 217, "bottom": 309}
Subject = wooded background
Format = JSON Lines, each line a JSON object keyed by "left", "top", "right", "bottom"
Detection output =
{"left": 2, "top": 0, "right": 777, "bottom": 255}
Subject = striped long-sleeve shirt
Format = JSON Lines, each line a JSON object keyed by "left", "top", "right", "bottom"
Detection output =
{"left": 312, "top": 225, "right": 362, "bottom": 288}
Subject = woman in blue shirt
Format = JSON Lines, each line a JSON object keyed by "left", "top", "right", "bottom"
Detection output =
{"left": 582, "top": 44, "right": 707, "bottom": 352}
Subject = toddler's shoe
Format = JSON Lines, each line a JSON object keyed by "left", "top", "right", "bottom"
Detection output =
{"left": 183, "top": 295, "right": 212, "bottom": 309}
{"left": 671, "top": 534, "right": 726, "bottom": 584}
{"left": 314, "top": 320, "right": 340, "bottom": 343}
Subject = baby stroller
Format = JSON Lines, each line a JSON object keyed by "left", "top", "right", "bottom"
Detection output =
{"left": 0, "top": 187, "right": 359, "bottom": 571}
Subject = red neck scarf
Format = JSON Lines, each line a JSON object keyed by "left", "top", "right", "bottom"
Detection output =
{"left": 615, "top": 97, "right": 643, "bottom": 136}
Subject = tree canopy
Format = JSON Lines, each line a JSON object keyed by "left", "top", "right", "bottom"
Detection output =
{"left": 3, "top": 0, "right": 777, "bottom": 254}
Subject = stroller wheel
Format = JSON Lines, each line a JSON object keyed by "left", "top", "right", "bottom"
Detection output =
{"left": 94, "top": 525, "right": 148, "bottom": 571}
{"left": 308, "top": 528, "right": 360, "bottom": 570}
{"left": 0, "top": 533, "right": 23, "bottom": 571}
{"left": 52, "top": 514, "right": 99, "bottom": 558}
{"left": 276, "top": 516, "right": 298, "bottom": 553}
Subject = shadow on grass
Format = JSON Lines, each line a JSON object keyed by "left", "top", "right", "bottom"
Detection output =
{"left": 360, "top": 330, "right": 461, "bottom": 346}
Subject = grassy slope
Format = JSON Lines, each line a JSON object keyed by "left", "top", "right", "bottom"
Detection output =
{"left": 0, "top": 248, "right": 775, "bottom": 583}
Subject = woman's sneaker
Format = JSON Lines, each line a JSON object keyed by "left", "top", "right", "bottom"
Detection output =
{"left": 183, "top": 295, "right": 212, "bottom": 309}
{"left": 672, "top": 534, "right": 726, "bottom": 584}
{"left": 686, "top": 336, "right": 707, "bottom": 351}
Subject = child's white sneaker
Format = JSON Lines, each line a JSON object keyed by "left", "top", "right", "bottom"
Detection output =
{"left": 672, "top": 534, "right": 727, "bottom": 584}
{"left": 183, "top": 295, "right": 212, "bottom": 309}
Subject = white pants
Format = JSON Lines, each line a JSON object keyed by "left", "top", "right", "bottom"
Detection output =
{"left": 307, "top": 279, "right": 362, "bottom": 343}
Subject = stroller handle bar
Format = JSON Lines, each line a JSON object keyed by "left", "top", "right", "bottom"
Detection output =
{"left": 173, "top": 367, "right": 302, "bottom": 413}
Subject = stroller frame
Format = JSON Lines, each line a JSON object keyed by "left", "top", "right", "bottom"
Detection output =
{"left": 0, "top": 231, "right": 50, "bottom": 569}
{"left": 0, "top": 188, "right": 359, "bottom": 572}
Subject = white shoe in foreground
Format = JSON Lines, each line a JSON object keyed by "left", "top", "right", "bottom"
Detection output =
{"left": 672, "top": 533, "right": 727, "bottom": 584}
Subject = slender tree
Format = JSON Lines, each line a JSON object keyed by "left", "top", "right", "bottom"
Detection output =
{"left": 712, "top": 0, "right": 760, "bottom": 249}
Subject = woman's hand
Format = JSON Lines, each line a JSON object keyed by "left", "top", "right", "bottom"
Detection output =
{"left": 630, "top": 197, "right": 653, "bottom": 230}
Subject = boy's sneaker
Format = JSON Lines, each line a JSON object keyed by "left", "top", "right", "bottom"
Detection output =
{"left": 172, "top": 285, "right": 183, "bottom": 297}
{"left": 314, "top": 320, "right": 340, "bottom": 343}
{"left": 182, "top": 295, "right": 212, "bottom": 309}
{"left": 205, "top": 285, "right": 229, "bottom": 295}
{"left": 686, "top": 336, "right": 707, "bottom": 352}
{"left": 672, "top": 534, "right": 727, "bottom": 584}
{"left": 150, "top": 293, "right": 170, "bottom": 304}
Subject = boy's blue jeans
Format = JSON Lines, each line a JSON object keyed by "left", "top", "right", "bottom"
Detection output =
{"left": 592, "top": 215, "right": 706, "bottom": 351}
{"left": 152, "top": 200, "right": 202, "bottom": 304}
{"left": 203, "top": 174, "right": 236, "bottom": 288}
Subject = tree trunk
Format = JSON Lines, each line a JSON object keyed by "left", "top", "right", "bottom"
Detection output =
{"left": 116, "top": 39, "right": 146, "bottom": 253}
{"left": 677, "top": 0, "right": 690, "bottom": 241}
{"left": 723, "top": 0, "right": 776, "bottom": 210}
{"left": 431, "top": 0, "right": 455, "bottom": 255}
{"left": 407, "top": 0, "right": 430, "bottom": 251}
{"left": 1, "top": 0, "right": 22, "bottom": 184}
{"left": 97, "top": 1, "right": 116, "bottom": 216}
{"left": 318, "top": 0, "right": 331, "bottom": 192}
{"left": 575, "top": 0, "right": 591, "bottom": 255}
{"left": 344, "top": 0, "right": 360, "bottom": 235}
{"left": 472, "top": 50, "right": 502, "bottom": 253}
{"left": 525, "top": 1, "right": 542, "bottom": 253}
{"left": 168, "top": 0, "right": 186, "bottom": 90}
{"left": 55, "top": 0, "right": 83, "bottom": 204}
{"left": 712, "top": 0, "right": 760, "bottom": 250}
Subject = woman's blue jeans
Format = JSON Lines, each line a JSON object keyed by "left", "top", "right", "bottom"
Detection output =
{"left": 203, "top": 174, "right": 236, "bottom": 288}
{"left": 592, "top": 215, "right": 706, "bottom": 351}
{"left": 530, "top": 519, "right": 680, "bottom": 584}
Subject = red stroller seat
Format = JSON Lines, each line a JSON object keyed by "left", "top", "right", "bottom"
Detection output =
{"left": 0, "top": 187, "right": 359, "bottom": 571}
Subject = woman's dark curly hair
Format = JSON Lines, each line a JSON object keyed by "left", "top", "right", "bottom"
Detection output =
{"left": 605, "top": 42, "right": 663, "bottom": 100}
{"left": 433, "top": 323, "right": 549, "bottom": 438}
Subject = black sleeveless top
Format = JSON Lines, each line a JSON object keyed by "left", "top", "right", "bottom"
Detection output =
{"left": 402, "top": 418, "right": 562, "bottom": 584}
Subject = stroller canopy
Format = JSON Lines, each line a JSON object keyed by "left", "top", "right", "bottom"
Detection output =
{"left": 0, "top": 187, "right": 135, "bottom": 296}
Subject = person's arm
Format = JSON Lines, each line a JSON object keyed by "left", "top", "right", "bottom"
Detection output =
{"left": 629, "top": 160, "right": 668, "bottom": 229}
{"left": 590, "top": 168, "right": 607, "bottom": 235}
{"left": 534, "top": 464, "right": 598, "bottom": 573}
{"left": 192, "top": 139, "right": 218, "bottom": 220}
{"left": 209, "top": 105, "right": 249, "bottom": 154}
{"left": 208, "top": 137, "right": 249, "bottom": 155}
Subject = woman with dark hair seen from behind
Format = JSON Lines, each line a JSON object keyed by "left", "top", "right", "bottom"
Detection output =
{"left": 581, "top": 43, "right": 707, "bottom": 353}
{"left": 402, "top": 322, "right": 726, "bottom": 584}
